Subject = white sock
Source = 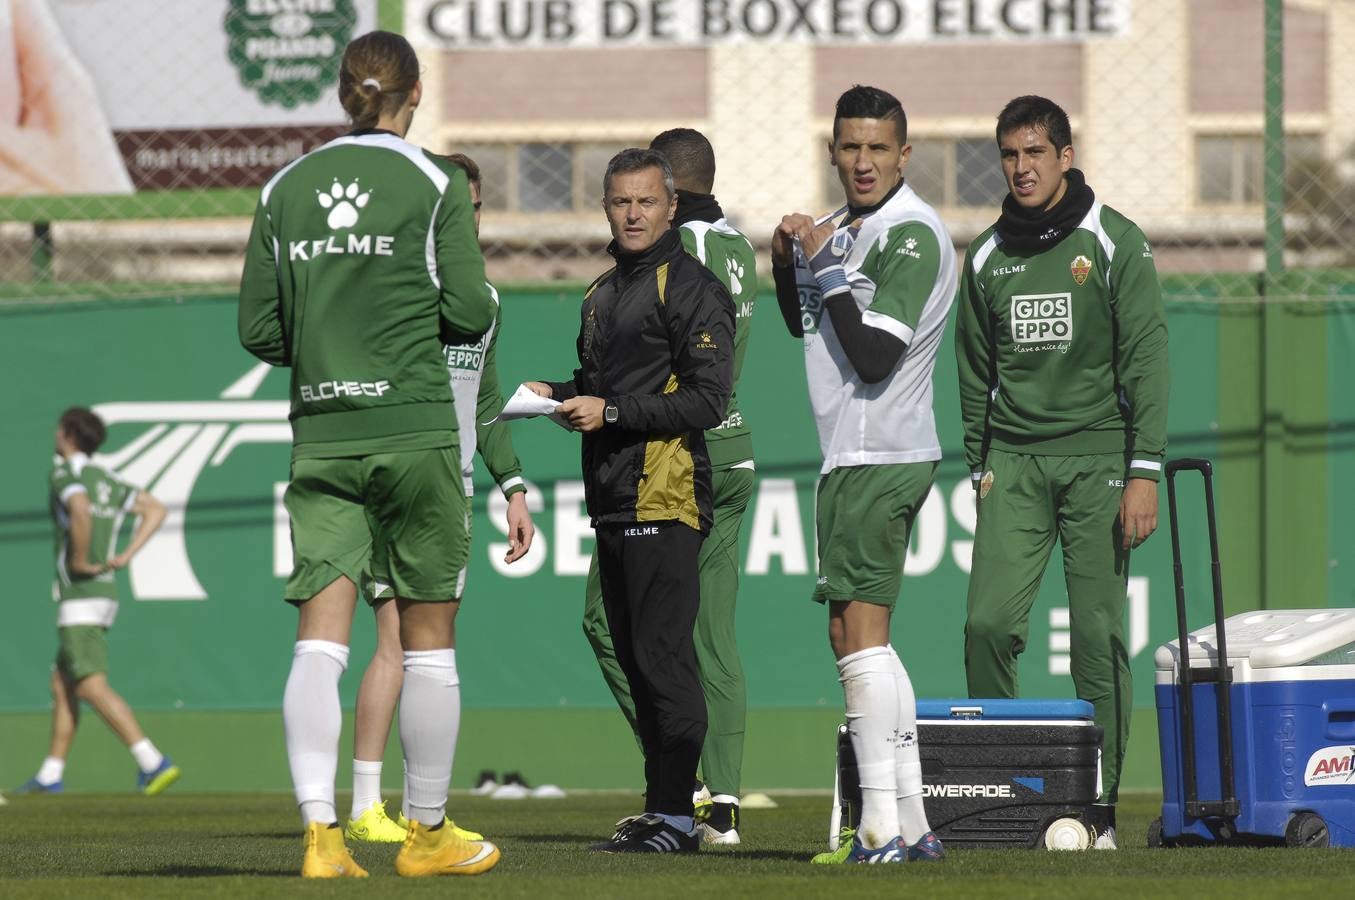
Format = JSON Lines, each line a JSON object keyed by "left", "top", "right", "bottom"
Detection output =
{"left": 129, "top": 738, "right": 164, "bottom": 774}
{"left": 401, "top": 759, "right": 410, "bottom": 821}
{"left": 283, "top": 639, "right": 348, "bottom": 826}
{"left": 656, "top": 813, "right": 695, "bottom": 834}
{"left": 351, "top": 759, "right": 384, "bottom": 821}
{"left": 888, "top": 646, "right": 931, "bottom": 844}
{"left": 400, "top": 649, "right": 459, "bottom": 827}
{"left": 37, "top": 756, "right": 65, "bottom": 785}
{"left": 837, "top": 645, "right": 901, "bottom": 849}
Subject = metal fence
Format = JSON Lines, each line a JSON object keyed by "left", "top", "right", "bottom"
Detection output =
{"left": 0, "top": 0, "right": 1348, "bottom": 297}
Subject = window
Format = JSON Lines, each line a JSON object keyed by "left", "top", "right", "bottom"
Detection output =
{"left": 460, "top": 144, "right": 509, "bottom": 211}
{"left": 518, "top": 143, "right": 572, "bottom": 213}
{"left": 822, "top": 136, "right": 1007, "bottom": 209}
{"left": 1196, "top": 134, "right": 1322, "bottom": 205}
{"left": 953, "top": 138, "right": 1007, "bottom": 207}
{"left": 576, "top": 144, "right": 620, "bottom": 208}
{"left": 452, "top": 141, "right": 635, "bottom": 215}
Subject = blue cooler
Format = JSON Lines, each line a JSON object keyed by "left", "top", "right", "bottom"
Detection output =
{"left": 1154, "top": 609, "right": 1355, "bottom": 848}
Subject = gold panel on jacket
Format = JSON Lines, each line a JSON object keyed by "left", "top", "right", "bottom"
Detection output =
{"left": 636, "top": 373, "right": 699, "bottom": 530}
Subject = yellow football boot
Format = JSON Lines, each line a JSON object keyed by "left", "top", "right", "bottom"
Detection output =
{"left": 345, "top": 802, "right": 407, "bottom": 843}
{"left": 396, "top": 810, "right": 484, "bottom": 841}
{"left": 395, "top": 819, "right": 499, "bottom": 877}
{"left": 300, "top": 822, "right": 369, "bottom": 878}
{"left": 138, "top": 758, "right": 181, "bottom": 797}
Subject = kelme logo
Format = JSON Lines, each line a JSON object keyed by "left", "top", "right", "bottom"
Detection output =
{"left": 726, "top": 257, "right": 746, "bottom": 296}
{"left": 225, "top": 0, "right": 358, "bottom": 109}
{"left": 317, "top": 178, "right": 371, "bottom": 229}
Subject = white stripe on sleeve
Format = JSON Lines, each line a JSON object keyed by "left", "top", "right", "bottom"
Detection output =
{"left": 860, "top": 310, "right": 915, "bottom": 345}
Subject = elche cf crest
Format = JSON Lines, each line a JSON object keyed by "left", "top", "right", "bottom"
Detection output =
{"left": 1070, "top": 254, "right": 1093, "bottom": 286}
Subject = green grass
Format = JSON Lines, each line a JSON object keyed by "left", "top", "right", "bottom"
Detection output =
{"left": 1, "top": 792, "right": 1352, "bottom": 898}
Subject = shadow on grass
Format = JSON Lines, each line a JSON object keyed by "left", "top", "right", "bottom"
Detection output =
{"left": 103, "top": 866, "right": 293, "bottom": 878}
{"left": 505, "top": 835, "right": 812, "bottom": 863}
{"left": 702, "top": 849, "right": 814, "bottom": 863}
{"left": 233, "top": 831, "right": 303, "bottom": 839}
{"left": 510, "top": 832, "right": 610, "bottom": 844}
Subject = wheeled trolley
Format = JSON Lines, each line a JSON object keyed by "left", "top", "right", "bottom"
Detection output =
{"left": 1153, "top": 457, "right": 1355, "bottom": 848}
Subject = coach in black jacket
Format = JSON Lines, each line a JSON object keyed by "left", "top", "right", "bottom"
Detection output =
{"left": 529, "top": 148, "right": 734, "bottom": 853}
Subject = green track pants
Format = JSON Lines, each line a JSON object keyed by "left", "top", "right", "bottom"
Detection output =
{"left": 584, "top": 466, "right": 753, "bottom": 799}
{"left": 964, "top": 449, "right": 1133, "bottom": 803}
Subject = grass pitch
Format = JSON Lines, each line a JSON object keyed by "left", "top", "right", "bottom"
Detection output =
{"left": 1, "top": 792, "right": 1351, "bottom": 898}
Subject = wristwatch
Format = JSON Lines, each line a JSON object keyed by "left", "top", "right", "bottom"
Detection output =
{"left": 603, "top": 403, "right": 619, "bottom": 426}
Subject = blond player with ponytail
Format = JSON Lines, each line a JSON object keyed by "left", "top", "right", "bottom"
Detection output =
{"left": 239, "top": 31, "right": 499, "bottom": 879}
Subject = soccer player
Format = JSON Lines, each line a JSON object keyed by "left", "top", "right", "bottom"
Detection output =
{"left": 580, "top": 127, "right": 755, "bottom": 844}
{"left": 956, "top": 95, "right": 1169, "bottom": 850}
{"left": 238, "top": 31, "right": 499, "bottom": 879}
{"left": 771, "top": 85, "right": 953, "bottom": 864}
{"left": 15, "top": 407, "right": 175, "bottom": 797}
{"left": 344, "top": 152, "right": 535, "bottom": 845}
{"left": 527, "top": 148, "right": 734, "bottom": 854}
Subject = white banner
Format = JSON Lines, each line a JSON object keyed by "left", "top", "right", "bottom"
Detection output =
{"left": 410, "top": 0, "right": 1131, "bottom": 49}
{"left": 0, "top": 0, "right": 378, "bottom": 194}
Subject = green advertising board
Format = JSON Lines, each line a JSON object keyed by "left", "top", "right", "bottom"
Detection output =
{"left": 3, "top": 285, "right": 1347, "bottom": 791}
{"left": 0, "top": 287, "right": 1221, "bottom": 715}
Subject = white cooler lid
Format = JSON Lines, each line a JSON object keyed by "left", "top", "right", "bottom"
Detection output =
{"left": 1154, "top": 609, "right": 1355, "bottom": 670}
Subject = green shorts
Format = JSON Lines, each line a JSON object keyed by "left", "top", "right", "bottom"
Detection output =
{"left": 812, "top": 462, "right": 937, "bottom": 607}
{"left": 284, "top": 447, "right": 469, "bottom": 604}
{"left": 56, "top": 625, "right": 108, "bottom": 681}
{"left": 365, "top": 509, "right": 472, "bottom": 605}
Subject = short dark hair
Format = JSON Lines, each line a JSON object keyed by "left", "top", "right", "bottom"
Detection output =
{"left": 649, "top": 128, "right": 715, "bottom": 194}
{"left": 833, "top": 85, "right": 907, "bottom": 144}
{"left": 603, "top": 148, "right": 674, "bottom": 198}
{"left": 444, "top": 152, "right": 480, "bottom": 186}
{"left": 996, "top": 95, "right": 1073, "bottom": 151}
{"left": 59, "top": 407, "right": 106, "bottom": 454}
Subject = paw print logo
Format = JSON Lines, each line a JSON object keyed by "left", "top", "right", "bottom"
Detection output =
{"left": 726, "top": 257, "right": 745, "bottom": 295}
{"left": 316, "top": 179, "right": 371, "bottom": 230}
{"left": 905, "top": 237, "right": 917, "bottom": 251}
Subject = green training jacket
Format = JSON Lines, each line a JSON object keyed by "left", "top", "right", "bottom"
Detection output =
{"left": 238, "top": 130, "right": 495, "bottom": 459}
{"left": 678, "top": 218, "right": 757, "bottom": 471}
{"left": 955, "top": 200, "right": 1169, "bottom": 482}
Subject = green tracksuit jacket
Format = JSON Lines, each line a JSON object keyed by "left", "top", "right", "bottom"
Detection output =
{"left": 238, "top": 130, "right": 495, "bottom": 459}
{"left": 955, "top": 201, "right": 1169, "bottom": 482}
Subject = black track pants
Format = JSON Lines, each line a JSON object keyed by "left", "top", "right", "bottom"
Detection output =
{"left": 595, "top": 521, "right": 708, "bottom": 817}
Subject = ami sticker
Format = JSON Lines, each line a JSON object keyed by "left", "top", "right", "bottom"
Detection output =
{"left": 1303, "top": 746, "right": 1355, "bottom": 786}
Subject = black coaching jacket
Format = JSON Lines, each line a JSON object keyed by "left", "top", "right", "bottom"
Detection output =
{"left": 546, "top": 226, "right": 735, "bottom": 533}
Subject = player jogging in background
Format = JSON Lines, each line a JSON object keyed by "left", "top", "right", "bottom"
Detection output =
{"left": 956, "top": 95, "right": 1169, "bottom": 850}
{"left": 345, "top": 151, "right": 535, "bottom": 846}
{"left": 238, "top": 30, "right": 499, "bottom": 879}
{"left": 771, "top": 85, "right": 953, "bottom": 865}
{"left": 15, "top": 406, "right": 175, "bottom": 798}
{"left": 580, "top": 127, "right": 756, "bottom": 845}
